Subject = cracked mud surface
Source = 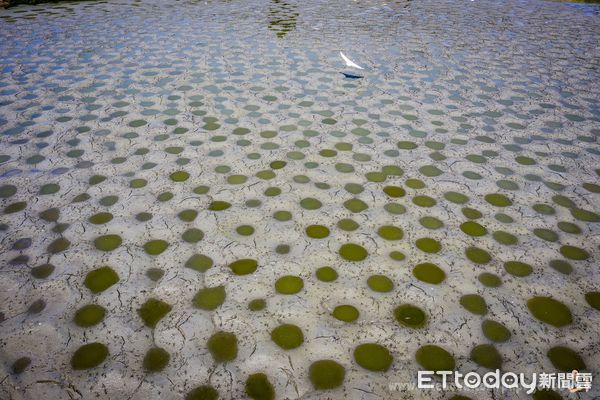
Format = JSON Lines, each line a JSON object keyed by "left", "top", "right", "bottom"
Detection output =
{"left": 0, "top": 0, "right": 599, "bottom": 399}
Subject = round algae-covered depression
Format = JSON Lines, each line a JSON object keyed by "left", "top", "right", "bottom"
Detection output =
{"left": 0, "top": 0, "right": 598, "bottom": 398}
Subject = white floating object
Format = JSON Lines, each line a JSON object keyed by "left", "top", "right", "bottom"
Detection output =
{"left": 340, "top": 51, "right": 364, "bottom": 70}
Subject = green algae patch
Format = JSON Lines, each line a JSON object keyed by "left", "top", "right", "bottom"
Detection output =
{"left": 271, "top": 324, "right": 304, "bottom": 350}
{"left": 31, "top": 263, "right": 54, "bottom": 279}
{"left": 186, "top": 386, "right": 218, "bottom": 400}
{"left": 367, "top": 275, "right": 394, "bottom": 292}
{"left": 465, "top": 246, "right": 491, "bottom": 264}
{"left": 207, "top": 331, "right": 238, "bottom": 362}
{"left": 470, "top": 344, "right": 502, "bottom": 369}
{"left": 84, "top": 266, "right": 119, "bottom": 293}
{"left": 245, "top": 373, "right": 275, "bottom": 400}
{"left": 143, "top": 347, "right": 170, "bottom": 372}
{"left": 248, "top": 299, "right": 266, "bottom": 311}
{"left": 460, "top": 221, "right": 487, "bottom": 236}
{"left": 413, "top": 263, "right": 446, "bottom": 284}
{"left": 394, "top": 304, "right": 427, "bottom": 328}
{"left": 182, "top": 228, "right": 204, "bottom": 243}
{"left": 47, "top": 237, "right": 70, "bottom": 254}
{"left": 137, "top": 298, "right": 172, "bottom": 328}
{"left": 300, "top": 197, "right": 322, "bottom": 210}
{"left": 93, "top": 234, "right": 122, "bottom": 252}
{"left": 11, "top": 357, "right": 31, "bottom": 374}
{"left": 309, "top": 360, "right": 345, "bottom": 390}
{"left": 585, "top": 292, "right": 600, "bottom": 311}
{"left": 504, "top": 261, "right": 532, "bottom": 277}
{"left": 482, "top": 320, "right": 511, "bottom": 342}
{"left": 170, "top": 171, "right": 190, "bottom": 182}
{"left": 229, "top": 258, "right": 258, "bottom": 275}
{"left": 275, "top": 275, "right": 304, "bottom": 294}
{"left": 305, "top": 225, "right": 330, "bottom": 238}
{"left": 459, "top": 294, "right": 487, "bottom": 315}
{"left": 353, "top": 343, "right": 393, "bottom": 372}
{"left": 332, "top": 305, "right": 359, "bottom": 322}
{"left": 74, "top": 304, "right": 106, "bottom": 327}
{"left": 178, "top": 209, "right": 198, "bottom": 222}
{"left": 316, "top": 266, "right": 337, "bottom": 282}
{"left": 527, "top": 296, "right": 572, "bottom": 327}
{"left": 146, "top": 268, "right": 164, "bottom": 281}
{"left": 192, "top": 286, "right": 226, "bottom": 310}
{"left": 88, "top": 212, "right": 113, "bottom": 225}
{"left": 478, "top": 273, "right": 502, "bottom": 287}
{"left": 559, "top": 245, "right": 589, "bottom": 260}
{"left": 343, "top": 198, "right": 368, "bottom": 213}
{"left": 377, "top": 225, "right": 403, "bottom": 240}
{"left": 208, "top": 201, "right": 231, "bottom": 211}
{"left": 413, "top": 195, "right": 437, "bottom": 207}
{"left": 415, "top": 237, "right": 441, "bottom": 253}
{"left": 415, "top": 345, "right": 455, "bottom": 372}
{"left": 547, "top": 346, "right": 585, "bottom": 372}
{"left": 383, "top": 185, "right": 406, "bottom": 198}
{"left": 485, "top": 193, "right": 512, "bottom": 207}
{"left": 71, "top": 343, "right": 108, "bottom": 370}
{"left": 144, "top": 239, "right": 169, "bottom": 255}
{"left": 339, "top": 243, "right": 368, "bottom": 261}
{"left": 185, "top": 254, "right": 214, "bottom": 272}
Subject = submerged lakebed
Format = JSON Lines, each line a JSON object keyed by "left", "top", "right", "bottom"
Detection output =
{"left": 0, "top": 0, "right": 599, "bottom": 399}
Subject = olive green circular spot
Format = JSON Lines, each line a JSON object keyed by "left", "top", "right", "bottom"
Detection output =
{"left": 397, "top": 141, "right": 418, "bottom": 150}
{"left": 415, "top": 238, "right": 441, "bottom": 253}
{"left": 339, "top": 243, "right": 368, "bottom": 261}
{"left": 444, "top": 191, "right": 469, "bottom": 204}
{"left": 5, "top": 201, "right": 27, "bottom": 214}
{"left": 365, "top": 171, "right": 386, "bottom": 182}
{"left": 300, "top": 197, "right": 321, "bottom": 210}
{"left": 229, "top": 259, "right": 258, "bottom": 275}
{"left": 420, "top": 216, "right": 443, "bottom": 230}
{"left": 275, "top": 244, "right": 290, "bottom": 254}
{"left": 273, "top": 210, "right": 292, "bottom": 221}
{"left": 515, "top": 155, "right": 536, "bottom": 165}
{"left": 389, "top": 251, "right": 406, "bottom": 261}
{"left": 560, "top": 245, "right": 589, "bottom": 260}
{"left": 89, "top": 212, "right": 113, "bottom": 225}
{"left": 182, "top": 228, "right": 204, "bottom": 243}
{"left": 71, "top": 343, "right": 108, "bottom": 370}
{"left": 73, "top": 304, "right": 106, "bottom": 327}
{"left": 31, "top": 263, "right": 55, "bottom": 279}
{"left": 264, "top": 187, "right": 281, "bottom": 197}
{"left": 465, "top": 246, "right": 491, "bottom": 264}
{"left": 256, "top": 170, "right": 275, "bottom": 180}
{"left": 548, "top": 259, "right": 573, "bottom": 275}
{"left": 460, "top": 221, "right": 487, "bottom": 236}
{"left": 413, "top": 263, "right": 446, "bottom": 284}
{"left": 484, "top": 193, "right": 512, "bottom": 207}
{"left": 384, "top": 203, "right": 406, "bottom": 215}
{"left": 377, "top": 225, "right": 403, "bottom": 241}
{"left": 470, "top": 344, "right": 502, "bottom": 369}
{"left": 332, "top": 305, "right": 359, "bottom": 322}
{"left": 143, "top": 239, "right": 169, "bottom": 255}
{"left": 84, "top": 266, "right": 119, "bottom": 294}
{"left": 11, "top": 357, "right": 31, "bottom": 374}
{"left": 533, "top": 228, "right": 558, "bottom": 242}
{"left": 493, "top": 230, "right": 518, "bottom": 245}
{"left": 208, "top": 201, "right": 231, "bottom": 211}
{"left": 99, "top": 195, "right": 118, "bottom": 206}
{"left": 39, "top": 183, "right": 60, "bottom": 195}
{"left": 137, "top": 298, "right": 172, "bottom": 328}
{"left": 394, "top": 304, "right": 426, "bottom": 328}
{"left": 193, "top": 185, "right": 209, "bottom": 195}
{"left": 495, "top": 213, "right": 514, "bottom": 223}
{"left": 185, "top": 386, "right": 218, "bottom": 400}
{"left": 306, "top": 225, "right": 330, "bottom": 239}
{"left": 481, "top": 320, "right": 511, "bottom": 342}
{"left": 383, "top": 186, "right": 405, "bottom": 198}
{"left": 367, "top": 275, "right": 394, "bottom": 293}
{"left": 248, "top": 299, "right": 266, "bottom": 311}
{"left": 143, "top": 347, "right": 170, "bottom": 373}
{"left": 547, "top": 346, "right": 585, "bottom": 372}
{"left": 207, "top": 331, "right": 238, "bottom": 362}
{"left": 236, "top": 225, "right": 255, "bottom": 236}
{"left": 178, "top": 209, "right": 198, "bottom": 222}
{"left": 170, "top": 171, "right": 189, "bottom": 182}
{"left": 415, "top": 345, "right": 455, "bottom": 372}
{"left": 478, "top": 273, "right": 502, "bottom": 287}
{"left": 0, "top": 184, "right": 17, "bottom": 198}
{"left": 184, "top": 254, "right": 213, "bottom": 273}
{"left": 246, "top": 199, "right": 262, "bottom": 207}
{"left": 93, "top": 234, "right": 122, "bottom": 252}
{"left": 405, "top": 178, "right": 425, "bottom": 189}
{"left": 308, "top": 360, "right": 345, "bottom": 390}
{"left": 353, "top": 343, "right": 393, "bottom": 372}
{"left": 39, "top": 208, "right": 60, "bottom": 222}
{"left": 47, "top": 237, "right": 70, "bottom": 254}
{"left": 419, "top": 165, "right": 442, "bottom": 177}
{"left": 227, "top": 174, "right": 247, "bottom": 184}
{"left": 570, "top": 207, "right": 600, "bottom": 222}
{"left": 533, "top": 203, "right": 555, "bottom": 215}
{"left": 130, "top": 178, "right": 147, "bottom": 188}
{"left": 193, "top": 286, "right": 226, "bottom": 310}
{"left": 460, "top": 294, "right": 488, "bottom": 315}
{"left": 129, "top": 119, "right": 147, "bottom": 127}
{"left": 527, "top": 296, "right": 572, "bottom": 327}
{"left": 275, "top": 276, "right": 304, "bottom": 294}
{"left": 337, "top": 218, "right": 359, "bottom": 231}
{"left": 146, "top": 268, "right": 164, "bottom": 281}
{"left": 413, "top": 195, "right": 436, "bottom": 207}
{"left": 557, "top": 221, "right": 581, "bottom": 234}
{"left": 271, "top": 324, "right": 304, "bottom": 350}
{"left": 343, "top": 198, "right": 368, "bottom": 213}
{"left": 316, "top": 267, "right": 337, "bottom": 282}
{"left": 585, "top": 291, "right": 600, "bottom": 311}
{"left": 504, "top": 261, "right": 532, "bottom": 277}
{"left": 245, "top": 373, "right": 275, "bottom": 400}
{"left": 270, "top": 160, "right": 286, "bottom": 169}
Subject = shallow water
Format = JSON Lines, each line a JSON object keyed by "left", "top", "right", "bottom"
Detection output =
{"left": 0, "top": 0, "right": 599, "bottom": 399}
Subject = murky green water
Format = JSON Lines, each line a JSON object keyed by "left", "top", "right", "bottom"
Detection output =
{"left": 0, "top": 0, "right": 599, "bottom": 399}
